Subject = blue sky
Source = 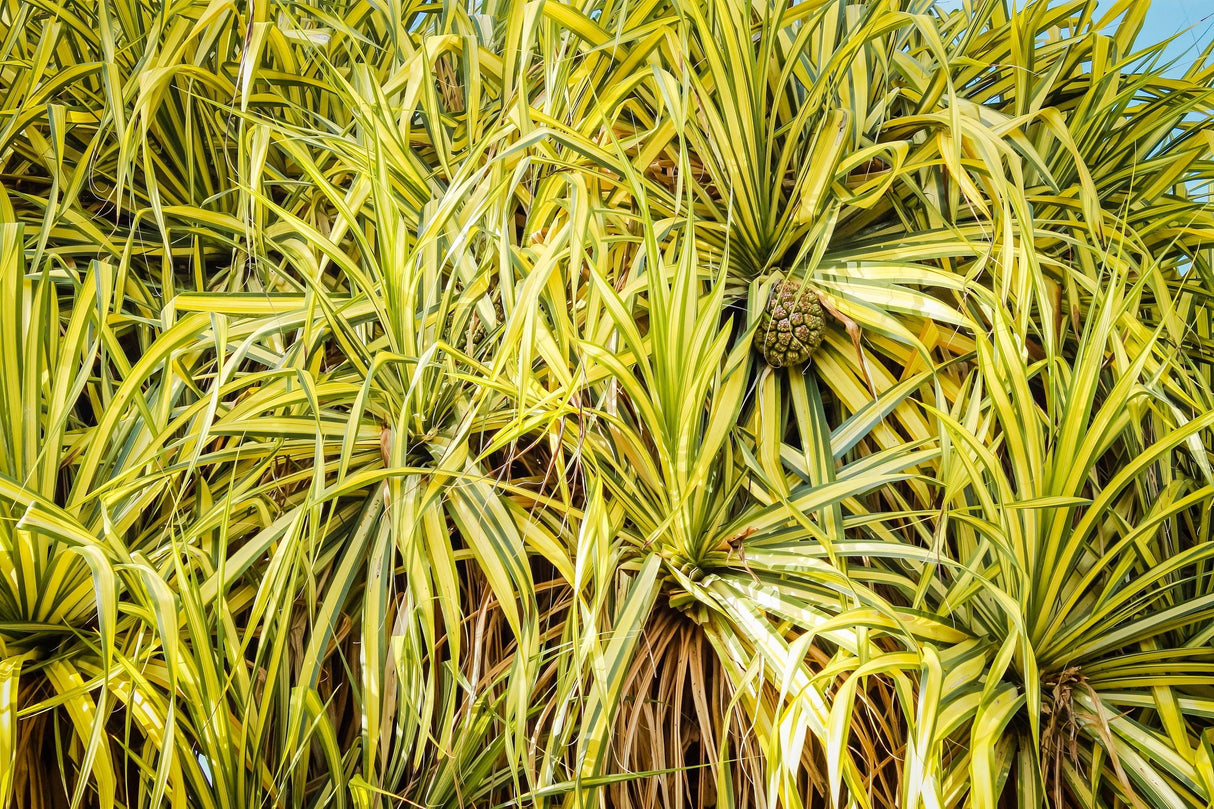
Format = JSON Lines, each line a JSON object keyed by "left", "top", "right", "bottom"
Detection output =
{"left": 1138, "top": 0, "right": 1213, "bottom": 72}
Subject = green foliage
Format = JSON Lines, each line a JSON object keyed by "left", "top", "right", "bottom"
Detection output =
{"left": 0, "top": 0, "right": 1212, "bottom": 807}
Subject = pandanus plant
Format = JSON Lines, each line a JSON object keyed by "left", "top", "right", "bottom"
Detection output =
{"left": 0, "top": 0, "right": 1212, "bottom": 808}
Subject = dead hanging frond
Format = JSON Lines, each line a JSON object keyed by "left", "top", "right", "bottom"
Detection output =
{"left": 1042, "top": 665, "right": 1086, "bottom": 807}
{"left": 606, "top": 606, "right": 772, "bottom": 809}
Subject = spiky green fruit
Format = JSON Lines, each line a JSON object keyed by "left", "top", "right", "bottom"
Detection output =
{"left": 757, "top": 281, "right": 824, "bottom": 368}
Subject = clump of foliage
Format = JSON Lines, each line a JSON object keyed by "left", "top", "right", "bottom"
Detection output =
{"left": 1, "top": 0, "right": 1213, "bottom": 807}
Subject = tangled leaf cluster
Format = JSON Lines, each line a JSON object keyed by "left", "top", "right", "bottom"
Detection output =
{"left": 1, "top": 0, "right": 1213, "bottom": 807}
